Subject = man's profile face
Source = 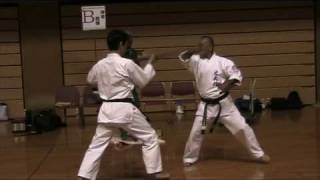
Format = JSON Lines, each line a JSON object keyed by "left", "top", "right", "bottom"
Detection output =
{"left": 127, "top": 36, "right": 133, "bottom": 49}
{"left": 119, "top": 40, "right": 131, "bottom": 56}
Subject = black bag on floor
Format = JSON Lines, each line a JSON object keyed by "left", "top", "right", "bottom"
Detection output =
{"left": 270, "top": 98, "right": 288, "bottom": 110}
{"left": 235, "top": 98, "right": 263, "bottom": 113}
{"left": 33, "top": 109, "right": 64, "bottom": 132}
{"left": 270, "top": 91, "right": 303, "bottom": 110}
{"left": 235, "top": 98, "right": 262, "bottom": 125}
{"left": 287, "top": 91, "right": 303, "bottom": 109}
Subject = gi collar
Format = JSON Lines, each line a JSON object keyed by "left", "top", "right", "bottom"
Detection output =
{"left": 206, "top": 52, "right": 216, "bottom": 61}
{"left": 107, "top": 52, "right": 121, "bottom": 58}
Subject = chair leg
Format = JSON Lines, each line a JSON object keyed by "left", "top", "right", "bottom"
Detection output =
{"left": 78, "top": 106, "right": 85, "bottom": 127}
{"left": 63, "top": 108, "right": 67, "bottom": 126}
{"left": 56, "top": 107, "right": 67, "bottom": 125}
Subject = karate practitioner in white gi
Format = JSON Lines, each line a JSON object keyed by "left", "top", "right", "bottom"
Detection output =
{"left": 179, "top": 36, "right": 270, "bottom": 166}
{"left": 78, "top": 30, "right": 170, "bottom": 180}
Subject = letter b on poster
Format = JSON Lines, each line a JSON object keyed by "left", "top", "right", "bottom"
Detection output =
{"left": 81, "top": 6, "right": 106, "bottom": 31}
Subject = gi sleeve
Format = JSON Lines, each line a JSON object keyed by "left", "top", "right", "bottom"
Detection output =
{"left": 223, "top": 59, "right": 243, "bottom": 86}
{"left": 178, "top": 51, "right": 199, "bottom": 73}
{"left": 127, "top": 60, "right": 156, "bottom": 89}
{"left": 87, "top": 63, "right": 98, "bottom": 85}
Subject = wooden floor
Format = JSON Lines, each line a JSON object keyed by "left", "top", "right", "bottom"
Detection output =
{"left": 0, "top": 107, "right": 319, "bottom": 180}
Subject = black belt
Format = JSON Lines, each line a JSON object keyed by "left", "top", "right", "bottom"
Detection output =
{"left": 101, "top": 98, "right": 151, "bottom": 122}
{"left": 200, "top": 92, "right": 229, "bottom": 134}
{"left": 101, "top": 98, "right": 137, "bottom": 107}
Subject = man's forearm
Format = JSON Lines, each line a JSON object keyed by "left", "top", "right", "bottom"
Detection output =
{"left": 219, "top": 79, "right": 239, "bottom": 93}
{"left": 226, "top": 79, "right": 239, "bottom": 89}
{"left": 181, "top": 49, "right": 197, "bottom": 60}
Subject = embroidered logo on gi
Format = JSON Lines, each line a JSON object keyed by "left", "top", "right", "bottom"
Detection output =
{"left": 213, "top": 70, "right": 218, "bottom": 86}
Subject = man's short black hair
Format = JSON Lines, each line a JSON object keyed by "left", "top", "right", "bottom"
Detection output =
{"left": 107, "top": 29, "right": 130, "bottom": 50}
{"left": 201, "top": 36, "right": 215, "bottom": 46}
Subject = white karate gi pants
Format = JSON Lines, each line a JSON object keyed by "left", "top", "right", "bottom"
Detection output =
{"left": 183, "top": 96, "right": 264, "bottom": 164}
{"left": 78, "top": 110, "right": 162, "bottom": 180}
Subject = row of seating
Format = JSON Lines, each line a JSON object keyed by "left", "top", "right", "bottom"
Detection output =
{"left": 55, "top": 81, "right": 198, "bottom": 126}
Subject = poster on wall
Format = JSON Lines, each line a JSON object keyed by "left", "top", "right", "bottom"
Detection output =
{"left": 81, "top": 5, "right": 106, "bottom": 31}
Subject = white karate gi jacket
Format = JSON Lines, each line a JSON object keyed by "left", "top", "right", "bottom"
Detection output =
{"left": 87, "top": 53, "right": 155, "bottom": 124}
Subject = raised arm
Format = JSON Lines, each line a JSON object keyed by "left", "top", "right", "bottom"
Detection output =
{"left": 127, "top": 54, "right": 156, "bottom": 88}
{"left": 178, "top": 49, "right": 199, "bottom": 73}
